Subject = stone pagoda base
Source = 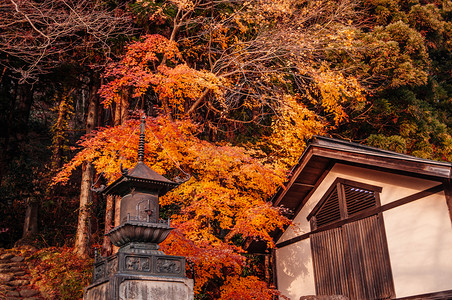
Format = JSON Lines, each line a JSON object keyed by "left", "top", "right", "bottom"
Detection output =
{"left": 84, "top": 243, "right": 194, "bottom": 300}
{"left": 85, "top": 274, "right": 193, "bottom": 300}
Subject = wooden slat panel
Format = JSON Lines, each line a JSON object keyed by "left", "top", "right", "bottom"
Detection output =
{"left": 334, "top": 228, "right": 349, "bottom": 295}
{"left": 312, "top": 228, "right": 348, "bottom": 297}
{"left": 344, "top": 215, "right": 393, "bottom": 300}
{"left": 316, "top": 188, "right": 341, "bottom": 227}
{"left": 312, "top": 216, "right": 394, "bottom": 299}
{"left": 310, "top": 179, "right": 395, "bottom": 300}
{"left": 344, "top": 185, "right": 377, "bottom": 216}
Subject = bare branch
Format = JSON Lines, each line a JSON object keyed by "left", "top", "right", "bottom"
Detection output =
{"left": 0, "top": 0, "right": 134, "bottom": 82}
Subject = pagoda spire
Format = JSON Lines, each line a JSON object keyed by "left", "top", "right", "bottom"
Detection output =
{"left": 137, "top": 115, "right": 146, "bottom": 162}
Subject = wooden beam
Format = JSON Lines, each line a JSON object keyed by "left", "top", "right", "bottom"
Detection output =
{"left": 273, "top": 148, "right": 315, "bottom": 206}
{"left": 276, "top": 232, "right": 311, "bottom": 248}
{"left": 270, "top": 249, "right": 278, "bottom": 289}
{"left": 293, "top": 164, "right": 333, "bottom": 218}
{"left": 292, "top": 182, "right": 315, "bottom": 188}
{"left": 396, "top": 289, "right": 452, "bottom": 300}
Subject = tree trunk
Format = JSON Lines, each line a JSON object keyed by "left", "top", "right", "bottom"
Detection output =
{"left": 114, "top": 101, "right": 122, "bottom": 126}
{"left": 0, "top": 82, "right": 33, "bottom": 184}
{"left": 74, "top": 161, "right": 93, "bottom": 258}
{"left": 0, "top": 74, "right": 15, "bottom": 185}
{"left": 74, "top": 78, "right": 98, "bottom": 258}
{"left": 113, "top": 195, "right": 121, "bottom": 254}
{"left": 22, "top": 198, "right": 38, "bottom": 239}
{"left": 102, "top": 194, "right": 114, "bottom": 256}
{"left": 121, "top": 97, "right": 129, "bottom": 122}
{"left": 51, "top": 91, "right": 73, "bottom": 170}
{"left": 16, "top": 84, "right": 35, "bottom": 245}
{"left": 113, "top": 94, "right": 129, "bottom": 126}
{"left": 14, "top": 83, "right": 33, "bottom": 145}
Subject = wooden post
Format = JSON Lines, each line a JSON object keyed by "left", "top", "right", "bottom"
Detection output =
{"left": 444, "top": 182, "right": 452, "bottom": 227}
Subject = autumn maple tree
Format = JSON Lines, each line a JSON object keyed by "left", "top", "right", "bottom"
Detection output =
{"left": 55, "top": 116, "right": 290, "bottom": 298}
{"left": 2, "top": 0, "right": 452, "bottom": 299}
{"left": 55, "top": 1, "right": 373, "bottom": 297}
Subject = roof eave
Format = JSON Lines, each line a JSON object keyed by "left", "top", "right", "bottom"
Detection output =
{"left": 102, "top": 176, "right": 179, "bottom": 196}
{"left": 274, "top": 141, "right": 452, "bottom": 213}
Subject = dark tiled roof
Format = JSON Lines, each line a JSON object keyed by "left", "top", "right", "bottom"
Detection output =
{"left": 309, "top": 136, "right": 452, "bottom": 167}
{"left": 102, "top": 162, "right": 178, "bottom": 196}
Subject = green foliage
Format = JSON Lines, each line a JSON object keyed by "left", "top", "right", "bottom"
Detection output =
{"left": 332, "top": 0, "right": 452, "bottom": 163}
{"left": 128, "top": 0, "right": 177, "bottom": 27}
{"left": 366, "top": 134, "right": 407, "bottom": 153}
{"left": 361, "top": 20, "right": 429, "bottom": 89}
{"left": 368, "top": 0, "right": 408, "bottom": 25}
{"left": 408, "top": 4, "right": 444, "bottom": 40}
{"left": 50, "top": 91, "right": 75, "bottom": 169}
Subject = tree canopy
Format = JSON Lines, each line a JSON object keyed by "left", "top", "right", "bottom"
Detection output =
{"left": 55, "top": 116, "right": 290, "bottom": 297}
{"left": 1, "top": 0, "right": 452, "bottom": 299}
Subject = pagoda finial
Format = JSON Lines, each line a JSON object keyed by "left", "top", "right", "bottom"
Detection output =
{"left": 138, "top": 115, "right": 146, "bottom": 162}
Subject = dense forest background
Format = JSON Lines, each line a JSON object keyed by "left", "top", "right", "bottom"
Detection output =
{"left": 0, "top": 0, "right": 451, "bottom": 299}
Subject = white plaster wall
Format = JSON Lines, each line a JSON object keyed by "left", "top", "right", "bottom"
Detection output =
{"left": 276, "top": 239, "right": 316, "bottom": 300}
{"left": 383, "top": 193, "right": 452, "bottom": 297}
{"left": 276, "top": 163, "right": 452, "bottom": 299}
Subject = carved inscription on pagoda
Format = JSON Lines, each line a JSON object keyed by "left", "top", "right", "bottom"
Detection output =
{"left": 93, "top": 263, "right": 105, "bottom": 282}
{"left": 117, "top": 254, "right": 185, "bottom": 277}
{"left": 107, "top": 258, "right": 118, "bottom": 275}
{"left": 92, "top": 256, "right": 118, "bottom": 283}
{"left": 156, "top": 258, "right": 182, "bottom": 274}
{"left": 125, "top": 256, "right": 151, "bottom": 272}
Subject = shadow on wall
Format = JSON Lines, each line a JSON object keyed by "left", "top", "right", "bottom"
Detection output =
{"left": 278, "top": 238, "right": 315, "bottom": 298}
{"left": 280, "top": 241, "right": 310, "bottom": 277}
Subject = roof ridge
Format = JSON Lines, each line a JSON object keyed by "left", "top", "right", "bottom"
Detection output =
{"left": 311, "top": 135, "right": 452, "bottom": 166}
